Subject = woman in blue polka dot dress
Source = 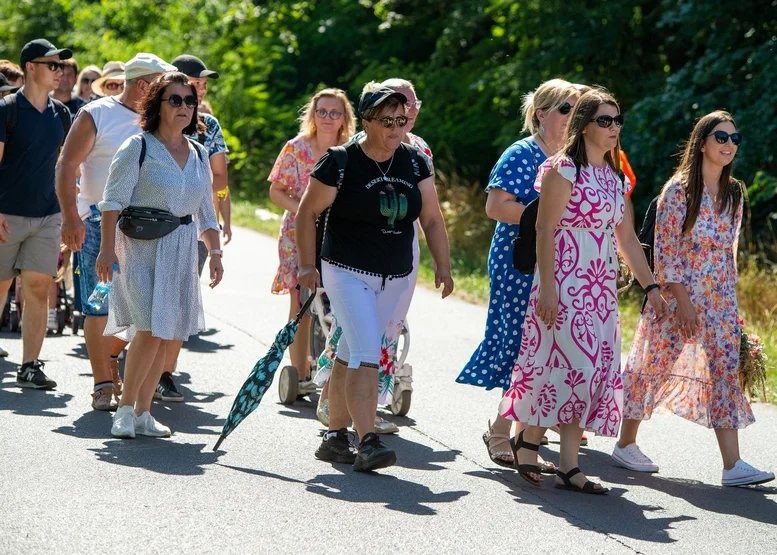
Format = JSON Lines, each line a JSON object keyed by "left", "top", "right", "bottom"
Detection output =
{"left": 457, "top": 79, "right": 580, "bottom": 468}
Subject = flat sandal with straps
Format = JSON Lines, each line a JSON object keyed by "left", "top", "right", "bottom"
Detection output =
{"left": 555, "top": 467, "right": 609, "bottom": 495}
{"left": 509, "top": 430, "right": 544, "bottom": 485}
{"left": 482, "top": 419, "right": 514, "bottom": 468}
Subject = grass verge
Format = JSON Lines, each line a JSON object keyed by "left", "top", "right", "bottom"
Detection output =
{"left": 233, "top": 199, "right": 776, "bottom": 403}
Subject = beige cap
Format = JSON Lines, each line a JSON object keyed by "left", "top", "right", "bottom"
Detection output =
{"left": 91, "top": 62, "right": 126, "bottom": 96}
{"left": 124, "top": 52, "right": 177, "bottom": 81}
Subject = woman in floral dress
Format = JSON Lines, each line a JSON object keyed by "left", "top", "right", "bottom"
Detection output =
{"left": 498, "top": 89, "right": 668, "bottom": 493}
{"left": 614, "top": 111, "right": 774, "bottom": 487}
{"left": 268, "top": 89, "right": 355, "bottom": 387}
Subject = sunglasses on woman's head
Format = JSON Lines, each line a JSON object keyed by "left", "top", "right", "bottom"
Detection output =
{"left": 406, "top": 100, "right": 423, "bottom": 110}
{"left": 708, "top": 130, "right": 742, "bottom": 146}
{"left": 315, "top": 109, "right": 343, "bottom": 120}
{"left": 558, "top": 102, "right": 572, "bottom": 115}
{"left": 590, "top": 114, "right": 624, "bottom": 128}
{"left": 371, "top": 115, "right": 408, "bottom": 129}
{"left": 162, "top": 94, "right": 198, "bottom": 109}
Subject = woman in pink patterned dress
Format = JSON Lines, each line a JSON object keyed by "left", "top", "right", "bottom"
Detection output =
{"left": 614, "top": 111, "right": 774, "bottom": 487}
{"left": 268, "top": 89, "right": 355, "bottom": 387}
{"left": 498, "top": 89, "right": 668, "bottom": 493}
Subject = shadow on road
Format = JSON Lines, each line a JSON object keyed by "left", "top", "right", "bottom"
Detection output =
{"left": 88, "top": 440, "right": 221, "bottom": 475}
{"left": 64, "top": 342, "right": 89, "bottom": 361}
{"left": 0, "top": 359, "right": 73, "bottom": 417}
{"left": 183, "top": 330, "right": 234, "bottom": 354}
{"left": 382, "top": 434, "right": 461, "bottom": 471}
{"left": 219, "top": 463, "right": 469, "bottom": 515}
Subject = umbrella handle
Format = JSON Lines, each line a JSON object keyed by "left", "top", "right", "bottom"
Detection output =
{"left": 294, "top": 286, "right": 316, "bottom": 324}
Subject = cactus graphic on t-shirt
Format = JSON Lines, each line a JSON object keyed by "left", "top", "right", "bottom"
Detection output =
{"left": 379, "top": 184, "right": 407, "bottom": 229}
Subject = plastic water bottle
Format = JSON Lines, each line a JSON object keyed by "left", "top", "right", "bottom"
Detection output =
{"left": 87, "top": 263, "right": 119, "bottom": 311}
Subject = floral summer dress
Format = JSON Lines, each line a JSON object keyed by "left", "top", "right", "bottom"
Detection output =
{"left": 268, "top": 135, "right": 317, "bottom": 294}
{"left": 457, "top": 138, "right": 545, "bottom": 390}
{"left": 622, "top": 179, "right": 753, "bottom": 429}
{"left": 498, "top": 156, "right": 626, "bottom": 437}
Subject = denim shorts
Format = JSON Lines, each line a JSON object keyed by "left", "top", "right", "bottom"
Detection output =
{"left": 76, "top": 212, "right": 107, "bottom": 317}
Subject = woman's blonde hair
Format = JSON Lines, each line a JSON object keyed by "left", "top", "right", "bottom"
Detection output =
{"left": 521, "top": 78, "right": 579, "bottom": 134}
{"left": 298, "top": 88, "right": 356, "bottom": 144}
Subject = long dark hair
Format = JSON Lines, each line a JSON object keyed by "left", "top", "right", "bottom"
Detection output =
{"left": 559, "top": 88, "right": 621, "bottom": 172}
{"left": 673, "top": 110, "right": 743, "bottom": 234}
{"left": 138, "top": 72, "right": 201, "bottom": 136}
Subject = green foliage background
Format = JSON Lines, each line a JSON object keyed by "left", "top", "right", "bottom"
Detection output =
{"left": 2, "top": 0, "right": 775, "bottom": 252}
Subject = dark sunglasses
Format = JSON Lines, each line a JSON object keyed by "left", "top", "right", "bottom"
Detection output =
{"left": 590, "top": 114, "right": 624, "bottom": 128}
{"left": 104, "top": 81, "right": 124, "bottom": 91}
{"left": 708, "top": 130, "right": 742, "bottom": 146}
{"left": 371, "top": 115, "right": 408, "bottom": 129}
{"left": 162, "top": 94, "right": 198, "bottom": 109}
{"left": 30, "top": 61, "right": 66, "bottom": 72}
{"left": 81, "top": 76, "right": 97, "bottom": 84}
{"left": 558, "top": 102, "right": 572, "bottom": 115}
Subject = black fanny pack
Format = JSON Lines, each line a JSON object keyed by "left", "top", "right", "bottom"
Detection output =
{"left": 118, "top": 207, "right": 193, "bottom": 240}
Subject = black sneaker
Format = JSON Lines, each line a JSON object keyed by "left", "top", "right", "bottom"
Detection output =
{"left": 315, "top": 428, "right": 357, "bottom": 464}
{"left": 153, "top": 372, "right": 184, "bottom": 402}
{"left": 353, "top": 432, "right": 397, "bottom": 472}
{"left": 16, "top": 360, "right": 57, "bottom": 390}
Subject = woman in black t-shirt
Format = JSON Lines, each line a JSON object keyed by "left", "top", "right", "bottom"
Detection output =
{"left": 296, "top": 86, "right": 454, "bottom": 472}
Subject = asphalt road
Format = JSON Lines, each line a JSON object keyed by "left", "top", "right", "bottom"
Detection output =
{"left": 1, "top": 226, "right": 776, "bottom": 555}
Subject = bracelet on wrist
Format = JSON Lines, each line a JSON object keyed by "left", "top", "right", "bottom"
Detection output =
{"left": 209, "top": 249, "right": 223, "bottom": 257}
{"left": 644, "top": 283, "right": 660, "bottom": 294}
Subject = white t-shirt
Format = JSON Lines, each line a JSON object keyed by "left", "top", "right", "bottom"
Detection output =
{"left": 77, "top": 96, "right": 141, "bottom": 219}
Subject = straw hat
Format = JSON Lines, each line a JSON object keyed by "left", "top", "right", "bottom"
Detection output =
{"left": 91, "top": 61, "right": 126, "bottom": 96}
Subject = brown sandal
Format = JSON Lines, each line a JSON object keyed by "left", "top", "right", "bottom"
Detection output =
{"left": 482, "top": 420, "right": 514, "bottom": 469}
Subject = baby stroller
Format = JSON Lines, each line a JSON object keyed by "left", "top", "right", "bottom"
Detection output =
{"left": 277, "top": 286, "right": 414, "bottom": 417}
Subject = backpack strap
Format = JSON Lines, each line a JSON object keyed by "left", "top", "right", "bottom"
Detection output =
{"left": 138, "top": 136, "right": 147, "bottom": 168}
{"left": 329, "top": 145, "right": 348, "bottom": 187}
{"left": 49, "top": 98, "right": 72, "bottom": 142}
{"left": 186, "top": 137, "right": 205, "bottom": 162}
{"left": 2, "top": 92, "right": 18, "bottom": 141}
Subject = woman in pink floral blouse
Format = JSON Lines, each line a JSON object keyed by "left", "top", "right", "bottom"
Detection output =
{"left": 268, "top": 89, "right": 355, "bottom": 388}
{"left": 614, "top": 111, "right": 774, "bottom": 487}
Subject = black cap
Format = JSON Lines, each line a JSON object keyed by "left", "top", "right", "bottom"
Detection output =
{"left": 358, "top": 87, "right": 407, "bottom": 119}
{"left": 20, "top": 39, "right": 72, "bottom": 68}
{"left": 0, "top": 73, "right": 18, "bottom": 93}
{"left": 172, "top": 55, "right": 219, "bottom": 79}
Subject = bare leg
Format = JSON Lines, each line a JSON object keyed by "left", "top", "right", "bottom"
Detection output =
{"left": 135, "top": 341, "right": 168, "bottom": 415}
{"left": 164, "top": 339, "right": 183, "bottom": 373}
{"left": 287, "top": 293, "right": 311, "bottom": 379}
{"left": 519, "top": 425, "right": 548, "bottom": 483}
{"left": 84, "top": 315, "right": 113, "bottom": 385}
{"left": 118, "top": 331, "right": 162, "bottom": 409}
{"left": 320, "top": 380, "right": 330, "bottom": 403}
{"left": 20, "top": 271, "right": 52, "bottom": 363}
{"left": 110, "top": 337, "right": 128, "bottom": 357}
{"left": 48, "top": 281, "right": 58, "bottom": 309}
{"left": 617, "top": 418, "right": 642, "bottom": 449}
{"left": 345, "top": 366, "right": 378, "bottom": 439}
{"left": 715, "top": 428, "right": 741, "bottom": 470}
{"left": 557, "top": 421, "right": 606, "bottom": 490}
{"left": 328, "top": 360, "right": 349, "bottom": 431}
{"left": 0, "top": 280, "right": 11, "bottom": 318}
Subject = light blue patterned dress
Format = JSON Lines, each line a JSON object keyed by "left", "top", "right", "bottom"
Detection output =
{"left": 456, "top": 138, "right": 545, "bottom": 390}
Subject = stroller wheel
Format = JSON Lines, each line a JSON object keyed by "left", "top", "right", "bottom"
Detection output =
{"left": 278, "top": 365, "right": 299, "bottom": 405}
{"left": 390, "top": 390, "right": 412, "bottom": 417}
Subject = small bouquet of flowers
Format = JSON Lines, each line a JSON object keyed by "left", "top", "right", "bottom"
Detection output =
{"left": 739, "top": 320, "right": 769, "bottom": 400}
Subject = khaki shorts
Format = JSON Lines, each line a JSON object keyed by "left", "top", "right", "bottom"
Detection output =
{"left": 0, "top": 213, "right": 62, "bottom": 281}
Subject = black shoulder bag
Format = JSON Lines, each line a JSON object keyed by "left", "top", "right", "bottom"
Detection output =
{"left": 118, "top": 136, "right": 205, "bottom": 240}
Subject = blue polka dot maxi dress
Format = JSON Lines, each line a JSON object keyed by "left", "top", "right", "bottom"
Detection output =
{"left": 456, "top": 138, "right": 546, "bottom": 390}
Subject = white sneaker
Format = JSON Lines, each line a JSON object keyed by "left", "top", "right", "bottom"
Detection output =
{"left": 111, "top": 406, "right": 136, "bottom": 439}
{"left": 0, "top": 345, "right": 7, "bottom": 357}
{"left": 612, "top": 443, "right": 659, "bottom": 472}
{"left": 47, "top": 309, "right": 57, "bottom": 332}
{"left": 722, "top": 460, "right": 775, "bottom": 487}
{"left": 135, "top": 411, "right": 172, "bottom": 438}
{"left": 316, "top": 398, "right": 330, "bottom": 426}
{"left": 375, "top": 416, "right": 398, "bottom": 435}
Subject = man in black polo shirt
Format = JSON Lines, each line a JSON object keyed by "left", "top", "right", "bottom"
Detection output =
{"left": 0, "top": 39, "right": 73, "bottom": 390}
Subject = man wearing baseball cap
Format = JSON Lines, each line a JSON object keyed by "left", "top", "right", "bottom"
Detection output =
{"left": 154, "top": 54, "right": 232, "bottom": 403}
{"left": 55, "top": 52, "right": 176, "bottom": 410}
{"left": 0, "top": 39, "right": 73, "bottom": 390}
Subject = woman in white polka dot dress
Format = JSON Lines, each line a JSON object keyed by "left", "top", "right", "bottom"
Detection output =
{"left": 457, "top": 79, "right": 579, "bottom": 469}
{"left": 97, "top": 73, "right": 223, "bottom": 440}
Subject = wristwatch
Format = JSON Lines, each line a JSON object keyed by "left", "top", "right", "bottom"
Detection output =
{"left": 209, "top": 249, "right": 223, "bottom": 257}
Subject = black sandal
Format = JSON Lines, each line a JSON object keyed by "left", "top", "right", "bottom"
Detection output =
{"left": 509, "top": 433, "right": 556, "bottom": 475}
{"left": 555, "top": 467, "right": 609, "bottom": 495}
{"left": 508, "top": 430, "right": 544, "bottom": 485}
